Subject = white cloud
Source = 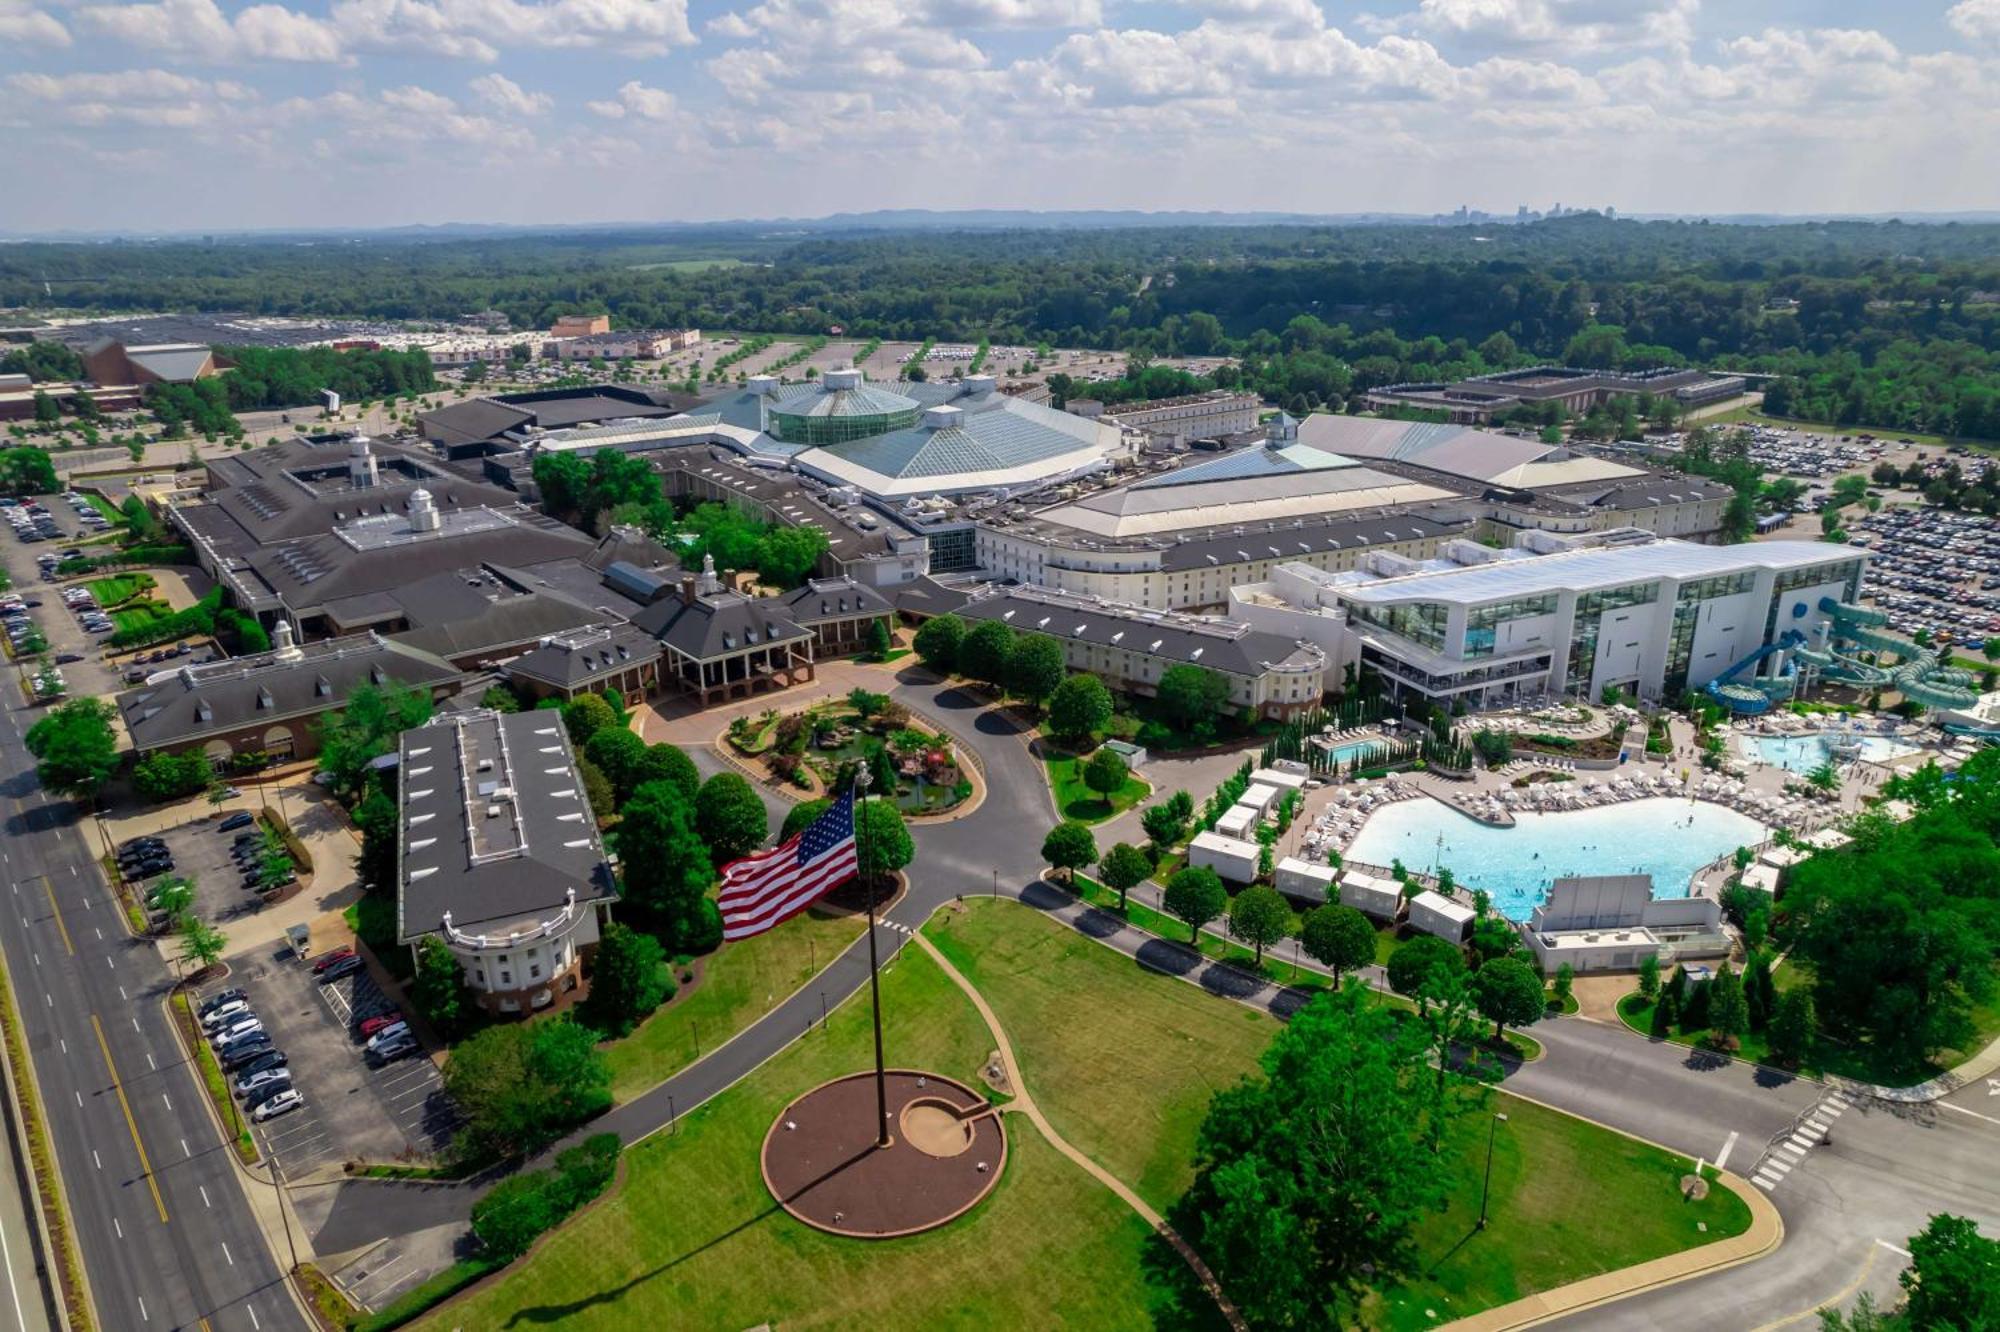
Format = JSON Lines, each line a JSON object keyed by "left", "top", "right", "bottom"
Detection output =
{"left": 1414, "top": 0, "right": 1696, "bottom": 54}
{"left": 586, "top": 79, "right": 678, "bottom": 120}
{"left": 469, "top": 71, "right": 551, "bottom": 115}
{"left": 0, "top": 1, "right": 68, "bottom": 46}
{"left": 75, "top": 0, "right": 343, "bottom": 62}
{"left": 1948, "top": 0, "right": 2000, "bottom": 43}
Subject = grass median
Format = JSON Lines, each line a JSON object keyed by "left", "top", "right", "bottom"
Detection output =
{"left": 170, "top": 991, "right": 258, "bottom": 1164}
{"left": 0, "top": 957, "right": 94, "bottom": 1330}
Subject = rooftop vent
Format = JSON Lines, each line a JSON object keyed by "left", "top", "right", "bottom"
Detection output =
{"left": 824, "top": 367, "right": 862, "bottom": 391}
{"left": 922, "top": 405, "right": 964, "bottom": 431}
{"left": 747, "top": 374, "right": 778, "bottom": 396}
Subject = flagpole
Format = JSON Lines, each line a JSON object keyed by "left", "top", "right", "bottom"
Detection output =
{"left": 854, "top": 767, "right": 891, "bottom": 1148}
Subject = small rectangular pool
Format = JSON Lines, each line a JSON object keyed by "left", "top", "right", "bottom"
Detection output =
{"left": 1325, "top": 739, "right": 1388, "bottom": 766}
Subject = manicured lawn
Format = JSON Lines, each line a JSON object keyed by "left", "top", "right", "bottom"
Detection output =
{"left": 418, "top": 947, "right": 1199, "bottom": 1332}
{"left": 927, "top": 899, "right": 1275, "bottom": 1212}
{"left": 602, "top": 908, "right": 866, "bottom": 1103}
{"left": 111, "top": 603, "right": 170, "bottom": 634}
{"left": 1068, "top": 872, "right": 1333, "bottom": 991}
{"left": 1370, "top": 1099, "right": 1750, "bottom": 1330}
{"left": 85, "top": 573, "right": 153, "bottom": 605}
{"left": 1044, "top": 753, "right": 1151, "bottom": 823}
{"left": 82, "top": 493, "right": 127, "bottom": 526}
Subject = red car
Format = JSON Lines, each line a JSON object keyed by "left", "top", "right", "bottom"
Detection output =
{"left": 311, "top": 947, "right": 356, "bottom": 975}
{"left": 358, "top": 1012, "right": 404, "bottom": 1038}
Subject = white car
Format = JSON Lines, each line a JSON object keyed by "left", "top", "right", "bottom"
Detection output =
{"left": 234, "top": 1067, "right": 292, "bottom": 1100}
{"left": 363, "top": 1022, "right": 410, "bottom": 1054}
{"left": 252, "top": 1089, "right": 304, "bottom": 1122}
{"left": 201, "top": 1000, "right": 251, "bottom": 1030}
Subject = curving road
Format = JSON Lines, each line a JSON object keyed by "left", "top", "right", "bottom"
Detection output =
{"left": 309, "top": 671, "right": 2000, "bottom": 1327}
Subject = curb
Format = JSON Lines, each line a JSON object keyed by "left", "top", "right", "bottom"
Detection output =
{"left": 0, "top": 957, "right": 84, "bottom": 1331}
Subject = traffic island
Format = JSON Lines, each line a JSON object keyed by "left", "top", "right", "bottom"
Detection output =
{"left": 761, "top": 1070, "right": 1005, "bottom": 1238}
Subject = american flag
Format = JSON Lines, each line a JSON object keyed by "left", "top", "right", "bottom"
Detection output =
{"left": 716, "top": 786, "right": 859, "bottom": 941}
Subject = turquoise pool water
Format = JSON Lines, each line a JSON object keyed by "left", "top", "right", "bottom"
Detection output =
{"left": 1739, "top": 731, "right": 1921, "bottom": 774}
{"left": 1327, "top": 739, "right": 1388, "bottom": 765}
{"left": 1344, "top": 796, "right": 1767, "bottom": 921}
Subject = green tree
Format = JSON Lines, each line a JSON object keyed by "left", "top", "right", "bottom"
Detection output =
{"left": 561, "top": 694, "right": 619, "bottom": 749}
{"left": 443, "top": 1019, "right": 611, "bottom": 1162}
{"left": 1156, "top": 664, "right": 1231, "bottom": 733}
{"left": 23, "top": 698, "right": 120, "bottom": 799}
{"left": 631, "top": 743, "right": 700, "bottom": 804}
{"left": 576, "top": 759, "right": 616, "bottom": 824}
{"left": 616, "top": 781, "right": 719, "bottom": 951}
{"left": 1637, "top": 952, "right": 1662, "bottom": 1002}
{"left": 1471, "top": 956, "right": 1545, "bottom": 1042}
{"left": 911, "top": 613, "right": 965, "bottom": 675}
{"left": 1141, "top": 801, "right": 1188, "bottom": 854}
{"left": 1186, "top": 981, "right": 1450, "bottom": 1327}
{"left": 470, "top": 1173, "right": 558, "bottom": 1261}
{"left": 1769, "top": 988, "right": 1815, "bottom": 1068}
{"left": 1387, "top": 934, "right": 1468, "bottom": 1016}
{"left": 1229, "top": 886, "right": 1291, "bottom": 967}
{"left": 1706, "top": 961, "right": 1750, "bottom": 1051}
{"left": 864, "top": 617, "right": 893, "bottom": 660}
{"left": 132, "top": 750, "right": 213, "bottom": 803}
{"left": 1046, "top": 673, "right": 1113, "bottom": 744}
{"left": 581, "top": 922, "right": 670, "bottom": 1037}
{"left": 857, "top": 797, "right": 914, "bottom": 884}
{"left": 1902, "top": 1212, "right": 2000, "bottom": 1329}
{"left": 583, "top": 726, "right": 648, "bottom": 804}
{"left": 756, "top": 525, "right": 830, "bottom": 588}
{"left": 177, "top": 916, "right": 227, "bottom": 974}
{"left": 1082, "top": 746, "right": 1129, "bottom": 806}
{"left": 1041, "top": 820, "right": 1097, "bottom": 884}
{"left": 478, "top": 685, "right": 522, "bottom": 714}
{"left": 960, "top": 619, "right": 1015, "bottom": 693}
{"left": 1006, "top": 634, "right": 1067, "bottom": 707}
{"left": 1301, "top": 904, "right": 1376, "bottom": 983}
{"left": 1164, "top": 866, "right": 1228, "bottom": 944}
{"left": 412, "top": 935, "right": 471, "bottom": 1039}
{"left": 353, "top": 778, "right": 398, "bottom": 892}
{"left": 1552, "top": 963, "right": 1575, "bottom": 1011}
{"left": 147, "top": 877, "right": 194, "bottom": 927}
{"left": 1097, "top": 842, "right": 1151, "bottom": 912}
{"left": 780, "top": 797, "right": 832, "bottom": 842}
{"left": 695, "top": 772, "right": 768, "bottom": 865}
{"left": 313, "top": 683, "right": 433, "bottom": 798}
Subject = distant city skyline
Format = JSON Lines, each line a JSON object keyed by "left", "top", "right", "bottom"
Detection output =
{"left": 1, "top": 0, "right": 1996, "bottom": 232}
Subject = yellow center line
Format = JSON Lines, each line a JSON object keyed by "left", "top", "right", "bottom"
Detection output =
{"left": 89, "top": 1014, "right": 169, "bottom": 1224}
{"left": 39, "top": 877, "right": 73, "bottom": 957}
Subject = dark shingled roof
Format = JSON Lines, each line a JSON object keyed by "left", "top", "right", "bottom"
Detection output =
{"left": 504, "top": 624, "right": 663, "bottom": 689}
{"left": 776, "top": 576, "right": 892, "bottom": 623}
{"left": 396, "top": 710, "right": 617, "bottom": 942}
{"left": 955, "top": 585, "right": 1321, "bottom": 680}
{"left": 630, "top": 588, "right": 813, "bottom": 660}
{"left": 116, "top": 633, "right": 461, "bottom": 753}
{"left": 1158, "top": 508, "right": 1472, "bottom": 573}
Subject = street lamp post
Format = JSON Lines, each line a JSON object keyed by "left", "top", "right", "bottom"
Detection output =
{"left": 1477, "top": 1112, "right": 1509, "bottom": 1229}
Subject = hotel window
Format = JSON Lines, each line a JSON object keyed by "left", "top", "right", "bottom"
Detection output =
{"left": 1350, "top": 600, "right": 1449, "bottom": 653}
{"left": 1463, "top": 593, "right": 1559, "bottom": 658}
{"left": 1566, "top": 582, "right": 1659, "bottom": 682}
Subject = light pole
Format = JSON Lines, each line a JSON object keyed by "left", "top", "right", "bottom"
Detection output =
{"left": 1477, "top": 1112, "right": 1509, "bottom": 1229}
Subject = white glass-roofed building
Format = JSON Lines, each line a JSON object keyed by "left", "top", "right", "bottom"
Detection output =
{"left": 1227, "top": 529, "right": 1870, "bottom": 709}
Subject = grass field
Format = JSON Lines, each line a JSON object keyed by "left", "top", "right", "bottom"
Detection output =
{"left": 86, "top": 573, "right": 154, "bottom": 606}
{"left": 602, "top": 908, "right": 867, "bottom": 1103}
{"left": 1044, "top": 753, "right": 1152, "bottom": 823}
{"left": 418, "top": 946, "right": 1198, "bottom": 1332}
{"left": 110, "top": 602, "right": 171, "bottom": 633}
{"left": 928, "top": 902, "right": 1730, "bottom": 1328}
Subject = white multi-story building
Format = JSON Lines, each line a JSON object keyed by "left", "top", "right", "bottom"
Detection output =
{"left": 395, "top": 710, "right": 618, "bottom": 1017}
{"left": 1228, "top": 530, "right": 1869, "bottom": 709}
{"left": 1078, "top": 391, "right": 1263, "bottom": 447}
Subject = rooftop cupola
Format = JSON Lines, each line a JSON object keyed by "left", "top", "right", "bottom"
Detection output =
{"left": 348, "top": 434, "right": 380, "bottom": 488}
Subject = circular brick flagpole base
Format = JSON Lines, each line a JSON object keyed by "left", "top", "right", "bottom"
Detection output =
{"left": 761, "top": 1070, "right": 1006, "bottom": 1239}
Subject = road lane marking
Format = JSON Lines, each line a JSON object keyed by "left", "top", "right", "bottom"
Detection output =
{"left": 1822, "top": 1103, "right": 1845, "bottom": 1117}
{"left": 1941, "top": 1101, "right": 2000, "bottom": 1128}
{"left": 160, "top": 1093, "right": 171, "bottom": 1112}
{"left": 248, "top": 1304, "right": 260, "bottom": 1329}
{"left": 130, "top": 1016, "right": 139, "bottom": 1032}
{"left": 89, "top": 1013, "right": 168, "bottom": 1223}
{"left": 119, "top": 986, "right": 127, "bottom": 1001}
{"left": 180, "top": 1138, "right": 188, "bottom": 1157}
{"left": 1877, "top": 1239, "right": 1912, "bottom": 1258}
{"left": 57, "top": 1038, "right": 64, "bottom": 1055}
{"left": 145, "top": 1052, "right": 153, "bottom": 1070}
{"left": 92, "top": 1150, "right": 100, "bottom": 1170}
{"left": 221, "top": 1241, "right": 233, "bottom": 1266}
{"left": 113, "top": 1217, "right": 122, "bottom": 1239}
{"left": 137, "top": 1295, "right": 146, "bottom": 1322}
{"left": 31, "top": 953, "right": 38, "bottom": 967}
{"left": 199, "top": 1185, "right": 210, "bottom": 1208}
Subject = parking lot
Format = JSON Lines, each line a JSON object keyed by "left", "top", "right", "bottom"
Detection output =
{"left": 202, "top": 951, "right": 459, "bottom": 1179}
{"left": 133, "top": 812, "right": 300, "bottom": 932}
{"left": 1850, "top": 506, "right": 2000, "bottom": 644}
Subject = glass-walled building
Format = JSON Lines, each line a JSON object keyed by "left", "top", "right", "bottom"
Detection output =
{"left": 1229, "top": 534, "right": 1870, "bottom": 711}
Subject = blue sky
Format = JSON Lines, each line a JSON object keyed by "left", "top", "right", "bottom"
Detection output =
{"left": 1, "top": 0, "right": 1995, "bottom": 232}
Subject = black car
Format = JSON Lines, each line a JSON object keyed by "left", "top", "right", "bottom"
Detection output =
{"left": 53, "top": 652, "right": 80, "bottom": 664}
{"left": 317, "top": 954, "right": 365, "bottom": 984}
{"left": 118, "top": 851, "right": 171, "bottom": 870}
{"left": 126, "top": 860, "right": 174, "bottom": 881}
{"left": 233, "top": 1049, "right": 289, "bottom": 1079}
{"left": 198, "top": 988, "right": 247, "bottom": 1017}
{"left": 220, "top": 1039, "right": 275, "bottom": 1072}
{"left": 119, "top": 837, "right": 167, "bottom": 856}
{"left": 217, "top": 812, "right": 255, "bottom": 833}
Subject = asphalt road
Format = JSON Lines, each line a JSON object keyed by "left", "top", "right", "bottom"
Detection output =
{"left": 0, "top": 677, "right": 297, "bottom": 1322}
{"left": 0, "top": 1057, "right": 54, "bottom": 1332}
{"left": 306, "top": 669, "right": 2000, "bottom": 1328}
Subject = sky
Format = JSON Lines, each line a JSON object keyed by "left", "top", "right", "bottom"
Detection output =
{"left": 1, "top": 0, "right": 1997, "bottom": 233}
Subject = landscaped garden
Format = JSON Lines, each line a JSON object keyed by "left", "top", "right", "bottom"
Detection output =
{"left": 732, "top": 689, "right": 974, "bottom": 817}
{"left": 1042, "top": 747, "right": 1150, "bottom": 822}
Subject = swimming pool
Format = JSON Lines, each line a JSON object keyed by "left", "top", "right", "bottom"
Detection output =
{"left": 1326, "top": 739, "right": 1388, "bottom": 766}
{"left": 1738, "top": 731, "right": 1922, "bottom": 774}
{"left": 1344, "top": 796, "right": 1767, "bottom": 922}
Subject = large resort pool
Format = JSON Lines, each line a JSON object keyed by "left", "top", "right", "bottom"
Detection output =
{"left": 1738, "top": 731, "right": 1923, "bottom": 774}
{"left": 1344, "top": 796, "right": 1768, "bottom": 922}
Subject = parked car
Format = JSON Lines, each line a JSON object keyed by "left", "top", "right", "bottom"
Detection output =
{"left": 233, "top": 1067, "right": 292, "bottom": 1100}
{"left": 252, "top": 1089, "right": 304, "bottom": 1122}
{"left": 317, "top": 954, "right": 365, "bottom": 984}
{"left": 210, "top": 1019, "right": 265, "bottom": 1048}
{"left": 220, "top": 1039, "right": 275, "bottom": 1072}
{"left": 366, "top": 1035, "right": 418, "bottom": 1066}
{"left": 232, "top": 1049, "right": 288, "bottom": 1079}
{"left": 358, "top": 1012, "right": 405, "bottom": 1038}
{"left": 198, "top": 988, "right": 247, "bottom": 1017}
{"left": 311, "top": 947, "right": 356, "bottom": 975}
{"left": 217, "top": 812, "right": 255, "bottom": 833}
{"left": 200, "top": 1000, "right": 252, "bottom": 1030}
{"left": 118, "top": 836, "right": 166, "bottom": 855}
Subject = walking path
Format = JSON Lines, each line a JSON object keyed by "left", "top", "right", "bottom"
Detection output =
{"left": 911, "top": 929, "right": 1246, "bottom": 1332}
